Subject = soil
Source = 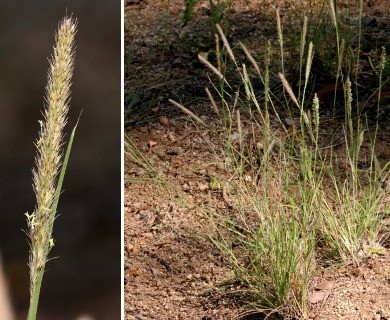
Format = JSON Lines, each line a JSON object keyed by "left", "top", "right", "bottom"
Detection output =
{"left": 124, "top": 1, "right": 390, "bottom": 319}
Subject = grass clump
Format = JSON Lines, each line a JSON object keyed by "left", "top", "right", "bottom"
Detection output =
{"left": 184, "top": 0, "right": 233, "bottom": 28}
{"left": 126, "top": 1, "right": 389, "bottom": 318}
{"left": 199, "top": 23, "right": 323, "bottom": 317}
{"left": 318, "top": 75, "right": 389, "bottom": 263}
{"left": 26, "top": 16, "right": 78, "bottom": 320}
{"left": 190, "top": 9, "right": 389, "bottom": 317}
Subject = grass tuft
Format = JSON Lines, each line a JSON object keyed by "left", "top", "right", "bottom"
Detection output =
{"left": 126, "top": 1, "right": 389, "bottom": 318}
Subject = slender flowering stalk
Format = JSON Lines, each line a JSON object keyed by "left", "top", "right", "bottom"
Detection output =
{"left": 26, "top": 16, "right": 77, "bottom": 320}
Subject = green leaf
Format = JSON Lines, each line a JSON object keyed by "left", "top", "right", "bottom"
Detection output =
{"left": 198, "top": 51, "right": 209, "bottom": 60}
{"left": 51, "top": 117, "right": 80, "bottom": 219}
{"left": 184, "top": 0, "right": 199, "bottom": 26}
{"left": 363, "top": 246, "right": 385, "bottom": 255}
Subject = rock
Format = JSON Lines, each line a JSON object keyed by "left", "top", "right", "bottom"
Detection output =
{"left": 160, "top": 117, "right": 169, "bottom": 126}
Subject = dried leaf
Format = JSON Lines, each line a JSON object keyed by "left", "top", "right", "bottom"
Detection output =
{"left": 230, "top": 132, "right": 240, "bottom": 142}
{"left": 256, "top": 141, "right": 264, "bottom": 150}
{"left": 245, "top": 175, "right": 252, "bottom": 182}
{"left": 168, "top": 132, "right": 175, "bottom": 141}
{"left": 127, "top": 244, "right": 135, "bottom": 253}
{"left": 316, "top": 280, "right": 335, "bottom": 290}
{"left": 149, "top": 265, "right": 159, "bottom": 277}
{"left": 199, "top": 184, "right": 208, "bottom": 192}
{"left": 148, "top": 140, "right": 157, "bottom": 148}
{"left": 308, "top": 290, "right": 326, "bottom": 304}
{"left": 284, "top": 117, "right": 300, "bottom": 127}
{"left": 130, "top": 269, "right": 139, "bottom": 276}
{"left": 127, "top": 167, "right": 137, "bottom": 175}
{"left": 172, "top": 158, "right": 183, "bottom": 167}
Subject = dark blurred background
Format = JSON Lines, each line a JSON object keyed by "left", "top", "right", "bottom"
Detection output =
{"left": 0, "top": 1, "right": 120, "bottom": 319}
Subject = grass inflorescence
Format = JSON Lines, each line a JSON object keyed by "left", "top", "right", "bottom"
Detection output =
{"left": 26, "top": 16, "right": 78, "bottom": 320}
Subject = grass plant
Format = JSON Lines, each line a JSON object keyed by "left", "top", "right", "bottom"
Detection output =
{"left": 184, "top": 0, "right": 232, "bottom": 28}
{"left": 126, "top": 1, "right": 389, "bottom": 318}
{"left": 198, "top": 23, "right": 323, "bottom": 317}
{"left": 26, "top": 17, "right": 78, "bottom": 320}
{"left": 199, "top": 8, "right": 389, "bottom": 315}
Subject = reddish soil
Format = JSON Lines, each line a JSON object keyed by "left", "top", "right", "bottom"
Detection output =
{"left": 124, "top": 1, "right": 390, "bottom": 319}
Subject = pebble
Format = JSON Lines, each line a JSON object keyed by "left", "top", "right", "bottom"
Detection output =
{"left": 160, "top": 117, "right": 169, "bottom": 126}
